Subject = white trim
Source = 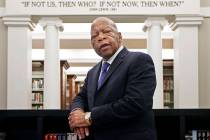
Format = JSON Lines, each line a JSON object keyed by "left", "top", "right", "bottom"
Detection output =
{"left": 0, "top": 8, "right": 5, "bottom": 17}
{"left": 171, "top": 16, "right": 203, "bottom": 31}
{"left": 32, "top": 32, "right": 173, "bottom": 39}
{"left": 201, "top": 7, "right": 210, "bottom": 17}
{"left": 32, "top": 23, "right": 173, "bottom": 39}
{"left": 32, "top": 49, "right": 173, "bottom": 60}
{"left": 3, "top": 16, "right": 35, "bottom": 31}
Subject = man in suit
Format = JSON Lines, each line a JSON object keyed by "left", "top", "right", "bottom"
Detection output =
{"left": 68, "top": 17, "right": 157, "bottom": 140}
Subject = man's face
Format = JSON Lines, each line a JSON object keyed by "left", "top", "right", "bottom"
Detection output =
{"left": 91, "top": 20, "right": 122, "bottom": 60}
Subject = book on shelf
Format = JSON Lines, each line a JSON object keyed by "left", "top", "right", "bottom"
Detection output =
{"left": 44, "top": 133, "right": 77, "bottom": 140}
{"left": 32, "top": 79, "right": 44, "bottom": 90}
{"left": 185, "top": 130, "right": 210, "bottom": 140}
{"left": 32, "top": 71, "right": 44, "bottom": 110}
{"left": 163, "top": 77, "right": 174, "bottom": 108}
{"left": 163, "top": 77, "right": 173, "bottom": 91}
{"left": 32, "top": 92, "right": 43, "bottom": 103}
{"left": 32, "top": 105, "right": 43, "bottom": 110}
{"left": 164, "top": 92, "right": 173, "bottom": 103}
{"left": 163, "top": 60, "right": 174, "bottom": 108}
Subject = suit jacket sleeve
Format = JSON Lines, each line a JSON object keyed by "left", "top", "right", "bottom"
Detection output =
{"left": 91, "top": 53, "right": 156, "bottom": 127}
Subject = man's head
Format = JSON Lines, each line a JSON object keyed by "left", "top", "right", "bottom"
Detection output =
{"left": 90, "top": 17, "right": 122, "bottom": 60}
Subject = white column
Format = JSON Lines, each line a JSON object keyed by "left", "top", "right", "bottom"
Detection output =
{"left": 171, "top": 16, "right": 203, "bottom": 108}
{"left": 143, "top": 17, "right": 167, "bottom": 109}
{"left": 0, "top": 11, "right": 7, "bottom": 109}
{"left": 39, "top": 17, "right": 63, "bottom": 109}
{"left": 3, "top": 16, "right": 35, "bottom": 109}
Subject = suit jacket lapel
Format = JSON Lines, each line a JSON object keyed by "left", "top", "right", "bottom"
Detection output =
{"left": 89, "top": 63, "right": 101, "bottom": 109}
{"left": 97, "top": 48, "right": 129, "bottom": 91}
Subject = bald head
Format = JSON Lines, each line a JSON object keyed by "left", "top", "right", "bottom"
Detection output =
{"left": 91, "top": 17, "right": 118, "bottom": 32}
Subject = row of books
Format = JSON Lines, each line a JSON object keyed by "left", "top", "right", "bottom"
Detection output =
{"left": 163, "top": 68, "right": 173, "bottom": 75}
{"left": 32, "top": 104, "right": 43, "bottom": 110}
{"left": 44, "top": 133, "right": 77, "bottom": 140}
{"left": 164, "top": 91, "right": 173, "bottom": 104}
{"left": 163, "top": 77, "right": 173, "bottom": 90}
{"left": 185, "top": 130, "right": 210, "bottom": 140}
{"left": 32, "top": 92, "right": 43, "bottom": 104}
{"left": 32, "top": 79, "right": 44, "bottom": 90}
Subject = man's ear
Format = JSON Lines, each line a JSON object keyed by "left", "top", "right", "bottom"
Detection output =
{"left": 118, "top": 32, "right": 122, "bottom": 41}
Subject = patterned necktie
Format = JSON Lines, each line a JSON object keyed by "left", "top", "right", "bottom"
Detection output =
{"left": 98, "top": 62, "right": 110, "bottom": 89}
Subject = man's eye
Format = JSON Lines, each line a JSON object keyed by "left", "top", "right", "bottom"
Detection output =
{"left": 91, "top": 34, "right": 97, "bottom": 39}
{"left": 103, "top": 30, "right": 111, "bottom": 33}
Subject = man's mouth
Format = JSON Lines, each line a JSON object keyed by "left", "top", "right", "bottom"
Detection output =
{"left": 100, "top": 43, "right": 110, "bottom": 50}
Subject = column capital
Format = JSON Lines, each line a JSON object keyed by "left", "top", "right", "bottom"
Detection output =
{"left": 39, "top": 17, "right": 64, "bottom": 32}
{"left": 171, "top": 15, "right": 203, "bottom": 31}
{"left": 143, "top": 17, "right": 168, "bottom": 32}
{"left": 3, "top": 16, "right": 35, "bottom": 31}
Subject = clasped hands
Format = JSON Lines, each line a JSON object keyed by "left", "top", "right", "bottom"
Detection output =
{"left": 68, "top": 109, "right": 91, "bottom": 139}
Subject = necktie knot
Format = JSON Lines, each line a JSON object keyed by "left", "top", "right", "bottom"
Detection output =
{"left": 101, "top": 62, "right": 110, "bottom": 73}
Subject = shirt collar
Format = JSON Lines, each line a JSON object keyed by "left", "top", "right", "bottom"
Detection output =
{"left": 103, "top": 46, "right": 124, "bottom": 65}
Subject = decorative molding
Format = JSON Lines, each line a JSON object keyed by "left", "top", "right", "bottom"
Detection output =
{"left": 39, "top": 17, "right": 64, "bottom": 32}
{"left": 201, "top": 7, "right": 210, "bottom": 17}
{"left": 3, "top": 16, "right": 35, "bottom": 31}
{"left": 143, "top": 17, "right": 168, "bottom": 32}
{"left": 171, "top": 16, "right": 203, "bottom": 31}
{"left": 32, "top": 32, "right": 174, "bottom": 39}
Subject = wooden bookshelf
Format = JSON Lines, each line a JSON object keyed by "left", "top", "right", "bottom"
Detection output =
{"left": 75, "top": 81, "right": 84, "bottom": 96}
{"left": 65, "top": 75, "right": 77, "bottom": 109}
{"left": 163, "top": 60, "right": 174, "bottom": 108}
{"left": 60, "top": 61, "right": 70, "bottom": 110}
{"left": 1, "top": 109, "right": 210, "bottom": 140}
{"left": 32, "top": 61, "right": 44, "bottom": 110}
{"left": 32, "top": 71, "right": 44, "bottom": 110}
{"left": 32, "top": 61, "right": 71, "bottom": 110}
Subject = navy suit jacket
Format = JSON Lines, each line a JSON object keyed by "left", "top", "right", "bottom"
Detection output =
{"left": 70, "top": 48, "right": 157, "bottom": 140}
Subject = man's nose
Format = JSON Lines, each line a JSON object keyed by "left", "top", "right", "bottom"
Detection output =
{"left": 97, "top": 32, "right": 106, "bottom": 41}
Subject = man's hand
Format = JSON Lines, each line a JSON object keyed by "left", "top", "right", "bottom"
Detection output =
{"left": 68, "top": 109, "right": 91, "bottom": 139}
{"left": 69, "top": 109, "right": 91, "bottom": 128}
{"left": 74, "top": 127, "right": 89, "bottom": 140}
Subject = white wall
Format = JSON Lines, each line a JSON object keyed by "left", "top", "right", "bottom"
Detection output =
{"left": 198, "top": 1, "right": 210, "bottom": 108}
{"left": 0, "top": 18, "right": 7, "bottom": 109}
{"left": 199, "top": 17, "right": 210, "bottom": 108}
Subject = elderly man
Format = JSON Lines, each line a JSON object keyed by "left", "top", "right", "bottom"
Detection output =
{"left": 69, "top": 17, "right": 157, "bottom": 140}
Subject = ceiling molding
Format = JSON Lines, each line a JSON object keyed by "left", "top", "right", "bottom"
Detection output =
{"left": 32, "top": 15, "right": 147, "bottom": 23}
{"left": 32, "top": 38, "right": 173, "bottom": 49}
{"left": 32, "top": 31, "right": 173, "bottom": 39}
